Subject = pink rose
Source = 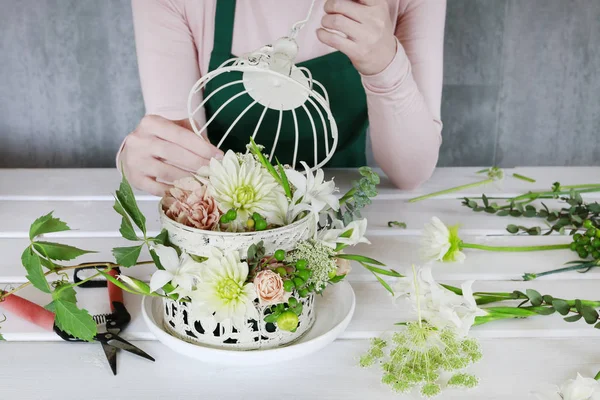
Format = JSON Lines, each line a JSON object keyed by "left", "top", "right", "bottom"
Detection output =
{"left": 336, "top": 257, "right": 352, "bottom": 276}
{"left": 254, "top": 270, "right": 290, "bottom": 306}
{"left": 162, "top": 177, "right": 221, "bottom": 230}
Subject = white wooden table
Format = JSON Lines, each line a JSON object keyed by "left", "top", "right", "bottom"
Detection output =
{"left": 1, "top": 167, "right": 599, "bottom": 400}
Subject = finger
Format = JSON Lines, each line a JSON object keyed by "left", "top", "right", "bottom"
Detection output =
{"left": 141, "top": 115, "right": 223, "bottom": 160}
{"left": 354, "top": 0, "right": 381, "bottom": 6}
{"left": 151, "top": 137, "right": 210, "bottom": 172}
{"left": 324, "top": 0, "right": 365, "bottom": 22}
{"left": 145, "top": 158, "right": 192, "bottom": 184}
{"left": 317, "top": 28, "right": 358, "bottom": 57}
{"left": 321, "top": 14, "right": 365, "bottom": 41}
{"left": 137, "top": 176, "right": 171, "bottom": 197}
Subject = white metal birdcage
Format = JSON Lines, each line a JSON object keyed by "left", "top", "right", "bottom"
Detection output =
{"left": 187, "top": 0, "right": 338, "bottom": 171}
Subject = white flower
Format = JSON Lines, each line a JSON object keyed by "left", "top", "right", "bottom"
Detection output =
{"left": 319, "top": 218, "right": 370, "bottom": 248}
{"left": 196, "top": 150, "right": 288, "bottom": 230}
{"left": 190, "top": 248, "right": 258, "bottom": 326}
{"left": 149, "top": 245, "right": 204, "bottom": 295}
{"left": 394, "top": 266, "right": 486, "bottom": 336}
{"left": 420, "top": 217, "right": 465, "bottom": 263}
{"left": 536, "top": 374, "right": 600, "bottom": 400}
{"left": 285, "top": 162, "right": 339, "bottom": 220}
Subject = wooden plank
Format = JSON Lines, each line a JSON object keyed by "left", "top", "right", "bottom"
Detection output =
{"left": 0, "top": 338, "right": 597, "bottom": 400}
{"left": 0, "top": 235, "right": 591, "bottom": 283}
{"left": 2, "top": 280, "right": 600, "bottom": 341}
{"left": 0, "top": 197, "right": 581, "bottom": 237}
{"left": 1, "top": 167, "right": 599, "bottom": 200}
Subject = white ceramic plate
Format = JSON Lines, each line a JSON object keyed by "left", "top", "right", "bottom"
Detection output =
{"left": 141, "top": 280, "right": 356, "bottom": 366}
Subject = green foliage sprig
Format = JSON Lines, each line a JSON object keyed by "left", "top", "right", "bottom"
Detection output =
{"left": 248, "top": 138, "right": 292, "bottom": 199}
{"left": 0, "top": 174, "right": 167, "bottom": 341}
{"left": 336, "top": 167, "right": 380, "bottom": 225}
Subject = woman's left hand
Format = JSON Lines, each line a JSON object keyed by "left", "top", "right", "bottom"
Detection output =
{"left": 317, "top": 0, "right": 397, "bottom": 76}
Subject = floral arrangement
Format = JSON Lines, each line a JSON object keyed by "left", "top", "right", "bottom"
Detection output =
{"left": 0, "top": 140, "right": 383, "bottom": 341}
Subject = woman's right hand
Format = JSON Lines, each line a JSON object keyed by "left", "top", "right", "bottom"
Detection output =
{"left": 119, "top": 115, "right": 223, "bottom": 196}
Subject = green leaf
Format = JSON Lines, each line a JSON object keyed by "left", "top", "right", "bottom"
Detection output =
{"left": 552, "top": 299, "right": 570, "bottom": 315}
{"left": 526, "top": 289, "right": 543, "bottom": 307}
{"left": 496, "top": 210, "right": 510, "bottom": 217}
{"left": 371, "top": 271, "right": 394, "bottom": 295}
{"left": 21, "top": 247, "right": 51, "bottom": 293}
{"left": 512, "top": 173, "right": 536, "bottom": 183}
{"left": 506, "top": 224, "right": 519, "bottom": 234}
{"left": 33, "top": 242, "right": 96, "bottom": 261}
{"left": 150, "top": 229, "right": 169, "bottom": 245}
{"left": 595, "top": 322, "right": 600, "bottom": 329}
{"left": 249, "top": 138, "right": 283, "bottom": 188}
{"left": 387, "top": 221, "right": 407, "bottom": 229}
{"left": 115, "top": 175, "right": 147, "bottom": 235}
{"left": 29, "top": 212, "right": 70, "bottom": 240}
{"left": 0, "top": 333, "right": 4, "bottom": 341}
{"left": 542, "top": 295, "right": 554, "bottom": 304}
{"left": 360, "top": 263, "right": 402, "bottom": 278}
{"left": 563, "top": 314, "right": 582, "bottom": 323}
{"left": 581, "top": 306, "right": 599, "bottom": 324}
{"left": 336, "top": 253, "right": 385, "bottom": 266}
{"left": 54, "top": 299, "right": 96, "bottom": 342}
{"left": 44, "top": 301, "right": 56, "bottom": 313}
{"left": 113, "top": 199, "right": 139, "bottom": 241}
{"left": 534, "top": 307, "right": 555, "bottom": 315}
{"left": 276, "top": 158, "right": 293, "bottom": 199}
{"left": 53, "top": 285, "right": 77, "bottom": 304}
{"left": 575, "top": 299, "right": 583, "bottom": 313}
{"left": 112, "top": 245, "right": 143, "bottom": 268}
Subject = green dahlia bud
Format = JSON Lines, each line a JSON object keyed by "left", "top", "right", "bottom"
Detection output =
{"left": 276, "top": 311, "right": 299, "bottom": 332}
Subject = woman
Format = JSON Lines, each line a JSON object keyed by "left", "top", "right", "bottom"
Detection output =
{"left": 119, "top": 0, "right": 445, "bottom": 195}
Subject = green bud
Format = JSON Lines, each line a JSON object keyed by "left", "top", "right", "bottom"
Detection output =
{"left": 252, "top": 212, "right": 263, "bottom": 221}
{"left": 297, "top": 269, "right": 311, "bottom": 281}
{"left": 274, "top": 249, "right": 286, "bottom": 261}
{"left": 255, "top": 219, "right": 267, "bottom": 231}
{"left": 573, "top": 233, "right": 583, "bottom": 241}
{"left": 596, "top": 230, "right": 600, "bottom": 239}
{"left": 293, "top": 277, "right": 305, "bottom": 288}
{"left": 586, "top": 228, "right": 597, "bottom": 237}
{"left": 298, "top": 288, "right": 309, "bottom": 297}
{"left": 220, "top": 214, "right": 230, "bottom": 223}
{"left": 288, "top": 297, "right": 298, "bottom": 307}
{"left": 295, "top": 259, "right": 308, "bottom": 269}
{"left": 328, "top": 268, "right": 337, "bottom": 279}
{"left": 246, "top": 218, "right": 255, "bottom": 229}
{"left": 592, "top": 251, "right": 600, "bottom": 260}
{"left": 582, "top": 236, "right": 591, "bottom": 245}
{"left": 583, "top": 220, "right": 594, "bottom": 229}
{"left": 226, "top": 209, "right": 237, "bottom": 221}
{"left": 578, "top": 249, "right": 589, "bottom": 259}
{"left": 276, "top": 311, "right": 299, "bottom": 332}
{"left": 276, "top": 267, "right": 287, "bottom": 276}
{"left": 570, "top": 242, "right": 578, "bottom": 251}
{"left": 283, "top": 280, "right": 294, "bottom": 292}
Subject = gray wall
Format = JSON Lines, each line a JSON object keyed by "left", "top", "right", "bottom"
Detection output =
{"left": 1, "top": 0, "right": 599, "bottom": 168}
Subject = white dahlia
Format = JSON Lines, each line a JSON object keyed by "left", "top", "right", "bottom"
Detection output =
{"left": 196, "top": 150, "right": 288, "bottom": 230}
{"left": 190, "top": 248, "right": 258, "bottom": 326}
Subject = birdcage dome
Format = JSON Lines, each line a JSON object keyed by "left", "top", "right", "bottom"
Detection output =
{"left": 187, "top": 5, "right": 338, "bottom": 171}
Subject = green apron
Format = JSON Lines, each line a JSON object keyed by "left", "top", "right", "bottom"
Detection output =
{"left": 204, "top": 0, "right": 368, "bottom": 168}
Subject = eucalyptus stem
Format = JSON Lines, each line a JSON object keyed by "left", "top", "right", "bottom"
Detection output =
{"left": 0, "top": 260, "right": 154, "bottom": 301}
{"left": 408, "top": 179, "right": 494, "bottom": 203}
{"left": 460, "top": 242, "right": 571, "bottom": 252}
{"left": 523, "top": 260, "right": 600, "bottom": 280}
{"left": 510, "top": 186, "right": 600, "bottom": 202}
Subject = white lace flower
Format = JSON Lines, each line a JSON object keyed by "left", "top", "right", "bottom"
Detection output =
{"left": 420, "top": 217, "right": 465, "bottom": 263}
{"left": 318, "top": 218, "right": 370, "bottom": 248}
{"left": 536, "top": 374, "right": 600, "bottom": 400}
{"left": 150, "top": 245, "right": 204, "bottom": 295}
{"left": 285, "top": 162, "right": 339, "bottom": 220}
{"left": 394, "top": 266, "right": 486, "bottom": 336}
{"left": 196, "top": 150, "right": 288, "bottom": 230}
{"left": 190, "top": 248, "right": 258, "bottom": 326}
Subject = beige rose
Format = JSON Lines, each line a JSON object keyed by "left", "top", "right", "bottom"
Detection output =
{"left": 254, "top": 270, "right": 290, "bottom": 306}
{"left": 162, "top": 177, "right": 221, "bottom": 230}
{"left": 336, "top": 257, "right": 352, "bottom": 276}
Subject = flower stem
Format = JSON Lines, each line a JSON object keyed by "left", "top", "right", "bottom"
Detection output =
{"left": 512, "top": 173, "right": 536, "bottom": 183}
{"left": 408, "top": 178, "right": 494, "bottom": 203}
{"left": 460, "top": 242, "right": 571, "bottom": 252}
{"left": 0, "top": 260, "right": 154, "bottom": 301}
{"left": 523, "top": 261, "right": 600, "bottom": 280}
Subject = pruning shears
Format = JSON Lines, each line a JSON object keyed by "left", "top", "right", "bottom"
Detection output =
{"left": 0, "top": 266, "right": 155, "bottom": 375}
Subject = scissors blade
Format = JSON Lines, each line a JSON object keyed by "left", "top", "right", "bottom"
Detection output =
{"left": 104, "top": 335, "right": 156, "bottom": 363}
{"left": 101, "top": 342, "right": 118, "bottom": 375}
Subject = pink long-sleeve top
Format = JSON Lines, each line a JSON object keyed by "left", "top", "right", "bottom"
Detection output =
{"left": 130, "top": 0, "right": 445, "bottom": 189}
